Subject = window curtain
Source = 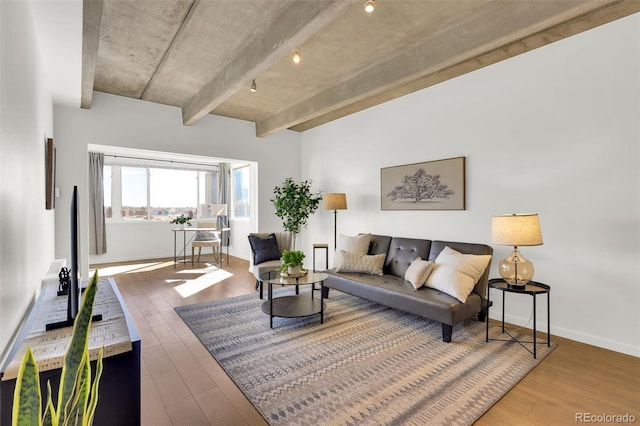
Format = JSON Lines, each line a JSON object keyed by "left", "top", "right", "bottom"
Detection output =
{"left": 217, "top": 162, "right": 230, "bottom": 247}
{"left": 89, "top": 152, "right": 107, "bottom": 255}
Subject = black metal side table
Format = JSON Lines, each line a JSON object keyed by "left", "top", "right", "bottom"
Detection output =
{"left": 259, "top": 271, "right": 328, "bottom": 328}
{"left": 313, "top": 243, "right": 329, "bottom": 271}
{"left": 486, "top": 278, "right": 551, "bottom": 359}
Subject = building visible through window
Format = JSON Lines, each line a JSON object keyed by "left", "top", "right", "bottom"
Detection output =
{"left": 232, "top": 165, "right": 250, "bottom": 219}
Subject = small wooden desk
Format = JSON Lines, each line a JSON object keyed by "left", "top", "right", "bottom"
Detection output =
{"left": 172, "top": 227, "right": 230, "bottom": 267}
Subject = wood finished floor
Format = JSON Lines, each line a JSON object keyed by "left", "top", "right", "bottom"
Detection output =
{"left": 91, "top": 256, "right": 640, "bottom": 425}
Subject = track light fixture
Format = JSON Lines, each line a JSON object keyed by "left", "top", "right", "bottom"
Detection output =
{"left": 293, "top": 48, "right": 302, "bottom": 64}
{"left": 364, "top": 0, "right": 375, "bottom": 13}
{"left": 250, "top": 79, "right": 257, "bottom": 93}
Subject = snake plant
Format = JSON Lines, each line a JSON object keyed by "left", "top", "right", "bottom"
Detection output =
{"left": 12, "top": 271, "right": 104, "bottom": 426}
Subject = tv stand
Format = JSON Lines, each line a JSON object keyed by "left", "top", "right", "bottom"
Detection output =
{"left": 1, "top": 278, "right": 140, "bottom": 426}
{"left": 45, "top": 313, "right": 103, "bottom": 331}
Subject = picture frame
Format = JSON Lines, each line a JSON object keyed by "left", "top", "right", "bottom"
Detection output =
{"left": 380, "top": 156, "right": 466, "bottom": 210}
{"left": 45, "top": 137, "right": 56, "bottom": 210}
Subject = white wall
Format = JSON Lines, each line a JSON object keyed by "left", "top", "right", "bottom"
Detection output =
{"left": 0, "top": 1, "right": 55, "bottom": 361}
{"left": 300, "top": 15, "right": 640, "bottom": 357}
{"left": 53, "top": 93, "right": 301, "bottom": 271}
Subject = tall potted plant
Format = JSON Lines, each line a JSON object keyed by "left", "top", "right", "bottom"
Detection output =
{"left": 271, "top": 177, "right": 322, "bottom": 250}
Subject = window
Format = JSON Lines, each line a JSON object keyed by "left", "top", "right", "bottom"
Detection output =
{"left": 149, "top": 168, "right": 198, "bottom": 220}
{"left": 121, "top": 167, "right": 148, "bottom": 220}
{"left": 104, "top": 161, "right": 219, "bottom": 222}
{"left": 232, "top": 165, "right": 250, "bottom": 219}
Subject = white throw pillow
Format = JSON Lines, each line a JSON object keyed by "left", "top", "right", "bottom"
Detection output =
{"left": 425, "top": 246, "right": 491, "bottom": 302}
{"left": 333, "top": 233, "right": 371, "bottom": 268}
{"left": 336, "top": 250, "right": 386, "bottom": 275}
{"left": 404, "top": 257, "right": 434, "bottom": 290}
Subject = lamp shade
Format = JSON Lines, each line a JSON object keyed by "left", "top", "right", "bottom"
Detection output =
{"left": 491, "top": 214, "right": 543, "bottom": 246}
{"left": 323, "top": 193, "right": 347, "bottom": 210}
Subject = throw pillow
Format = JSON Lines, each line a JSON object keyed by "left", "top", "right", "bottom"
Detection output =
{"left": 336, "top": 250, "right": 386, "bottom": 275}
{"left": 333, "top": 233, "right": 372, "bottom": 268}
{"left": 425, "top": 246, "right": 492, "bottom": 302}
{"left": 195, "top": 231, "right": 218, "bottom": 241}
{"left": 248, "top": 233, "right": 282, "bottom": 265}
{"left": 404, "top": 257, "right": 434, "bottom": 290}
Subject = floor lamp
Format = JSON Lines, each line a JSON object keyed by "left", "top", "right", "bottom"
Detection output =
{"left": 323, "top": 193, "right": 347, "bottom": 250}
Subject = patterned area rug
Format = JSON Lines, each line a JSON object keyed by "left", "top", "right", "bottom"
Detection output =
{"left": 175, "top": 289, "right": 555, "bottom": 425}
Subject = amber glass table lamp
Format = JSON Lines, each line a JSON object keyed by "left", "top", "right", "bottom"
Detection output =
{"left": 491, "top": 213, "right": 543, "bottom": 289}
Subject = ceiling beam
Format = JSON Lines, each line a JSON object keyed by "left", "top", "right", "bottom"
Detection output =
{"left": 80, "top": 0, "right": 103, "bottom": 109}
{"left": 181, "top": 0, "right": 350, "bottom": 126}
{"left": 140, "top": 0, "right": 198, "bottom": 100}
{"left": 257, "top": 0, "right": 640, "bottom": 137}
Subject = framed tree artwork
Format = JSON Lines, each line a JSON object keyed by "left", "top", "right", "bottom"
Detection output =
{"left": 380, "top": 156, "right": 465, "bottom": 210}
{"left": 45, "top": 137, "right": 56, "bottom": 210}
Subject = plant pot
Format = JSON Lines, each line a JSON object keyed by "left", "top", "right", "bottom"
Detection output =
{"left": 288, "top": 266, "right": 301, "bottom": 275}
{"left": 179, "top": 224, "right": 185, "bottom": 230}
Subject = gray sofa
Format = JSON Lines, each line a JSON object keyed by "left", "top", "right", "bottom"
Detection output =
{"left": 324, "top": 234, "right": 493, "bottom": 342}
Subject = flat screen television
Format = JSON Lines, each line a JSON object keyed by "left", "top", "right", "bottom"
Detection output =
{"left": 47, "top": 186, "right": 100, "bottom": 330}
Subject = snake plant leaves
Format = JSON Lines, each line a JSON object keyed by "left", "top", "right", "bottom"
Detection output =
{"left": 12, "top": 347, "right": 42, "bottom": 426}
{"left": 42, "top": 382, "right": 55, "bottom": 426}
{"left": 86, "top": 348, "right": 104, "bottom": 426}
{"left": 57, "top": 271, "right": 99, "bottom": 426}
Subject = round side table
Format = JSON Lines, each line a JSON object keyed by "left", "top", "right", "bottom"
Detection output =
{"left": 486, "top": 278, "right": 550, "bottom": 359}
{"left": 259, "top": 271, "right": 329, "bottom": 329}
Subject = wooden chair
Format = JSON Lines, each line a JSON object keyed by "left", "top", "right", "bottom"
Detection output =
{"left": 191, "top": 221, "right": 220, "bottom": 264}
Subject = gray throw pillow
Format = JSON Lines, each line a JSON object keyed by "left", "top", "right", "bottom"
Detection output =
{"left": 194, "top": 231, "right": 218, "bottom": 241}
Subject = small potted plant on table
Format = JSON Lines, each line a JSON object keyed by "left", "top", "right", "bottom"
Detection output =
{"left": 170, "top": 214, "right": 192, "bottom": 229}
{"left": 281, "top": 250, "right": 305, "bottom": 275}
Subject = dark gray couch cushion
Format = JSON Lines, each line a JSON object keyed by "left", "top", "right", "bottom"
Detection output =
{"left": 367, "top": 234, "right": 392, "bottom": 256}
{"left": 384, "top": 237, "right": 431, "bottom": 277}
{"left": 325, "top": 271, "right": 481, "bottom": 325}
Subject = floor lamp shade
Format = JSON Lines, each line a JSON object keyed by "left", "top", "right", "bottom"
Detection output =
{"left": 323, "top": 193, "right": 347, "bottom": 250}
{"left": 323, "top": 193, "right": 347, "bottom": 211}
{"left": 491, "top": 213, "right": 543, "bottom": 288}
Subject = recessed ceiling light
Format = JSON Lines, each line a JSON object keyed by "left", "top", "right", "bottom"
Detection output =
{"left": 293, "top": 48, "right": 302, "bottom": 64}
{"left": 364, "top": 0, "right": 375, "bottom": 13}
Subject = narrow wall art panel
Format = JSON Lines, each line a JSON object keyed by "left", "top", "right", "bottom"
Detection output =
{"left": 381, "top": 156, "right": 465, "bottom": 210}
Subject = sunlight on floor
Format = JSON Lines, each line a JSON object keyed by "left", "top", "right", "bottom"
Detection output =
{"left": 90, "top": 261, "right": 166, "bottom": 277}
{"left": 169, "top": 268, "right": 234, "bottom": 298}
{"left": 175, "top": 263, "right": 221, "bottom": 274}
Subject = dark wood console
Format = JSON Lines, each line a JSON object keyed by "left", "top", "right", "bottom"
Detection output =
{"left": 0, "top": 278, "right": 140, "bottom": 425}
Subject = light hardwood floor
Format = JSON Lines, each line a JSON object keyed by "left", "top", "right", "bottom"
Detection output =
{"left": 91, "top": 256, "right": 640, "bottom": 425}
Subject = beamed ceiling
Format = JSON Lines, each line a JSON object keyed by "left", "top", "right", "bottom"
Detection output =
{"left": 82, "top": 0, "right": 640, "bottom": 137}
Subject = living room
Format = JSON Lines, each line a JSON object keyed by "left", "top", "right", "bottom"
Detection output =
{"left": 0, "top": 1, "right": 638, "bottom": 424}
